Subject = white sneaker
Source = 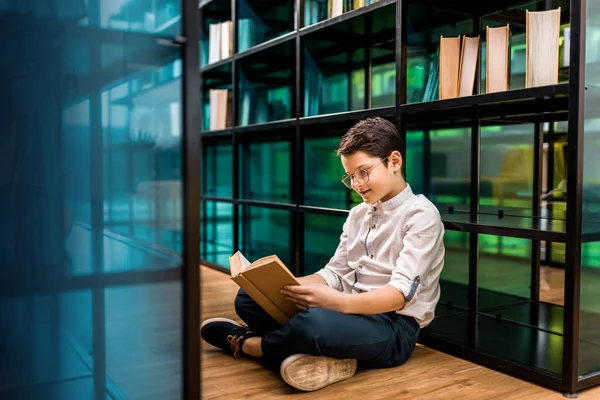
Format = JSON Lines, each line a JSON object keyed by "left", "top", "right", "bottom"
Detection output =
{"left": 280, "top": 354, "right": 357, "bottom": 391}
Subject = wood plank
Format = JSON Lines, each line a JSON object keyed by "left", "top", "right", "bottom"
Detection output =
{"left": 200, "top": 265, "right": 600, "bottom": 399}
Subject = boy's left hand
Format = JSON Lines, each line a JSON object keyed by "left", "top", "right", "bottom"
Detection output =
{"left": 281, "top": 284, "right": 346, "bottom": 313}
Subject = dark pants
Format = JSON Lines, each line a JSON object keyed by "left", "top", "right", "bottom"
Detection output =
{"left": 234, "top": 288, "right": 420, "bottom": 370}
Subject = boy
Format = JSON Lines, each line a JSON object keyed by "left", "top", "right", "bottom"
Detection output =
{"left": 201, "top": 117, "right": 445, "bottom": 391}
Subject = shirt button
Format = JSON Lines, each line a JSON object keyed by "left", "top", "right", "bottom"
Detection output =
{"left": 373, "top": 207, "right": 377, "bottom": 211}
{"left": 371, "top": 224, "right": 376, "bottom": 229}
{"left": 359, "top": 265, "right": 363, "bottom": 269}
{"left": 370, "top": 254, "right": 374, "bottom": 259}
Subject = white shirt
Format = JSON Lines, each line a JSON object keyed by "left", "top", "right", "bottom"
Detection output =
{"left": 315, "top": 183, "right": 445, "bottom": 328}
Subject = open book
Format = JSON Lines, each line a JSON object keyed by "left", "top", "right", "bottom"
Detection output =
{"left": 229, "top": 251, "right": 301, "bottom": 325}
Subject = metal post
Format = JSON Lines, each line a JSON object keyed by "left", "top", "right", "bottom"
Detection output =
{"left": 182, "top": 0, "right": 201, "bottom": 398}
{"left": 563, "top": 0, "right": 586, "bottom": 394}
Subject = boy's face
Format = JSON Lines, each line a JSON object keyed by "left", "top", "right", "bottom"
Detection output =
{"left": 341, "top": 150, "right": 403, "bottom": 204}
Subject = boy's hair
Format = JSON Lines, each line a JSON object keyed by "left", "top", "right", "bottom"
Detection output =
{"left": 337, "top": 117, "right": 406, "bottom": 177}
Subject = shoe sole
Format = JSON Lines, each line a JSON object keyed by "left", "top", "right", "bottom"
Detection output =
{"left": 280, "top": 354, "right": 358, "bottom": 392}
{"left": 200, "top": 317, "right": 242, "bottom": 331}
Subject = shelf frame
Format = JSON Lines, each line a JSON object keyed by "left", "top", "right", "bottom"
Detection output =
{"left": 197, "top": 0, "right": 596, "bottom": 395}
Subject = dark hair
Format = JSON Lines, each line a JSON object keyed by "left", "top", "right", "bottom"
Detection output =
{"left": 337, "top": 117, "right": 405, "bottom": 177}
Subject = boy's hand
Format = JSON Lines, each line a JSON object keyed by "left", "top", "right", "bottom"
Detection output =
{"left": 281, "top": 284, "right": 346, "bottom": 313}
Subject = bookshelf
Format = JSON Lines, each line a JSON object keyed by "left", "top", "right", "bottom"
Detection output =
{"left": 198, "top": 0, "right": 600, "bottom": 395}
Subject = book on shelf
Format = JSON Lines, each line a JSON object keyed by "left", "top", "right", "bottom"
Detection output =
{"left": 458, "top": 35, "right": 480, "bottom": 97}
{"left": 486, "top": 24, "right": 511, "bottom": 93}
{"left": 229, "top": 251, "right": 301, "bottom": 325}
{"left": 526, "top": 8, "right": 561, "bottom": 88}
{"left": 422, "top": 46, "right": 440, "bottom": 102}
{"left": 208, "top": 20, "right": 232, "bottom": 64}
{"left": 439, "top": 36, "right": 461, "bottom": 99}
{"left": 209, "top": 89, "right": 232, "bottom": 130}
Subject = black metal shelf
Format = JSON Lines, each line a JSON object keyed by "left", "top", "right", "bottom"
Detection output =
{"left": 235, "top": 31, "right": 296, "bottom": 61}
{"left": 299, "top": 106, "right": 396, "bottom": 126}
{"left": 440, "top": 210, "right": 567, "bottom": 242}
{"left": 300, "top": 0, "right": 396, "bottom": 36}
{"left": 401, "top": 84, "right": 569, "bottom": 122}
{"left": 200, "top": 57, "right": 233, "bottom": 74}
{"left": 197, "top": 0, "right": 595, "bottom": 394}
{"left": 201, "top": 127, "right": 235, "bottom": 137}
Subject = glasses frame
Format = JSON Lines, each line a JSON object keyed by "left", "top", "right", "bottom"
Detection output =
{"left": 341, "top": 156, "right": 389, "bottom": 189}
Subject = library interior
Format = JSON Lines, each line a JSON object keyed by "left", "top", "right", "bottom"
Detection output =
{"left": 2, "top": 0, "right": 600, "bottom": 398}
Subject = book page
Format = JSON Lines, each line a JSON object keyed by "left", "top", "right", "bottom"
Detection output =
{"left": 526, "top": 8, "right": 561, "bottom": 88}
{"left": 458, "top": 36, "right": 480, "bottom": 97}
{"left": 486, "top": 25, "right": 510, "bottom": 93}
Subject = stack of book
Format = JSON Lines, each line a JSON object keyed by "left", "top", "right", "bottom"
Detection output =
{"left": 208, "top": 20, "right": 233, "bottom": 65}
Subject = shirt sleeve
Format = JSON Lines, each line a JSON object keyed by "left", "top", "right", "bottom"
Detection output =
{"left": 315, "top": 215, "right": 352, "bottom": 291}
{"left": 387, "top": 203, "right": 445, "bottom": 308}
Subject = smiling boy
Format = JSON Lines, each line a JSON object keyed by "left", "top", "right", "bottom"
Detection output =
{"left": 201, "top": 117, "right": 445, "bottom": 391}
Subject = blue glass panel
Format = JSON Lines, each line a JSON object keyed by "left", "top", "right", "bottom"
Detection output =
{"left": 0, "top": 2, "right": 184, "bottom": 398}
{"left": 201, "top": 201, "right": 234, "bottom": 268}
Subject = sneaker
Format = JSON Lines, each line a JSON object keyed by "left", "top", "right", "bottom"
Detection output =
{"left": 200, "top": 318, "right": 255, "bottom": 359}
{"left": 280, "top": 354, "right": 358, "bottom": 391}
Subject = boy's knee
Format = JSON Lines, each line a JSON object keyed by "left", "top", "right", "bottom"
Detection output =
{"left": 233, "top": 288, "right": 252, "bottom": 317}
{"left": 289, "top": 308, "right": 335, "bottom": 341}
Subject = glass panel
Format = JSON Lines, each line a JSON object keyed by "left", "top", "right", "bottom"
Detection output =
{"left": 405, "top": 3, "right": 472, "bottom": 103}
{"left": 304, "top": 136, "right": 354, "bottom": 209}
{"left": 100, "top": 0, "right": 181, "bottom": 35}
{"left": 303, "top": 3, "right": 395, "bottom": 116}
{"left": 0, "top": 5, "right": 185, "bottom": 398}
{"left": 237, "top": 41, "right": 294, "bottom": 125}
{"left": 238, "top": 205, "right": 293, "bottom": 268}
{"left": 203, "top": 136, "right": 233, "bottom": 198}
{"left": 199, "top": 0, "right": 233, "bottom": 68}
{"left": 237, "top": 0, "right": 295, "bottom": 52}
{"left": 304, "top": 213, "right": 346, "bottom": 276}
{"left": 407, "top": 127, "right": 471, "bottom": 212}
{"left": 478, "top": 234, "right": 531, "bottom": 310}
{"left": 580, "top": 0, "right": 600, "bottom": 378}
{"left": 436, "top": 231, "right": 470, "bottom": 316}
{"left": 480, "top": 124, "right": 534, "bottom": 215}
{"left": 239, "top": 136, "right": 292, "bottom": 204}
{"left": 201, "top": 62, "right": 233, "bottom": 131}
{"left": 201, "top": 201, "right": 234, "bottom": 268}
{"left": 105, "top": 282, "right": 182, "bottom": 399}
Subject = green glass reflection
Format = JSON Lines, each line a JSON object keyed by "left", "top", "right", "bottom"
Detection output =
{"left": 237, "top": 0, "right": 294, "bottom": 52}
{"left": 239, "top": 138, "right": 291, "bottom": 203}
{"left": 407, "top": 128, "right": 471, "bottom": 210}
{"left": 406, "top": 3, "right": 472, "bottom": 104}
{"left": 580, "top": 0, "right": 600, "bottom": 376}
{"left": 304, "top": 137, "right": 353, "bottom": 209}
{"left": 238, "top": 59, "right": 292, "bottom": 126}
{"left": 304, "top": 213, "right": 346, "bottom": 276}
{"left": 302, "top": 0, "right": 329, "bottom": 27}
{"left": 203, "top": 136, "right": 233, "bottom": 198}
{"left": 478, "top": 234, "right": 531, "bottom": 310}
{"left": 304, "top": 49, "right": 365, "bottom": 116}
{"left": 238, "top": 206, "right": 292, "bottom": 268}
{"left": 479, "top": 124, "right": 534, "bottom": 213}
{"left": 437, "top": 231, "right": 470, "bottom": 313}
{"left": 200, "top": 201, "right": 234, "bottom": 268}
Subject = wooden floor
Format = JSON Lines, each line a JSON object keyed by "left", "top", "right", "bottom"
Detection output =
{"left": 200, "top": 266, "right": 600, "bottom": 400}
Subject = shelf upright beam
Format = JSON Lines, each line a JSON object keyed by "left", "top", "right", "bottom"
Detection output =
{"left": 468, "top": 14, "right": 483, "bottom": 347}
{"left": 182, "top": 0, "right": 202, "bottom": 398}
{"left": 564, "top": 0, "right": 586, "bottom": 393}
{"left": 232, "top": 0, "right": 241, "bottom": 254}
{"left": 365, "top": 10, "right": 372, "bottom": 110}
{"left": 531, "top": 122, "right": 543, "bottom": 302}
{"left": 396, "top": 0, "right": 408, "bottom": 167}
{"left": 294, "top": 0, "right": 304, "bottom": 277}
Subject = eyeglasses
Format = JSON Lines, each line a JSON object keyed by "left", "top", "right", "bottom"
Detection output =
{"left": 341, "top": 156, "right": 389, "bottom": 189}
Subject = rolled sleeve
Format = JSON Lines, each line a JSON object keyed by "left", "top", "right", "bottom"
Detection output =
{"left": 314, "top": 218, "right": 352, "bottom": 292}
{"left": 388, "top": 204, "right": 444, "bottom": 308}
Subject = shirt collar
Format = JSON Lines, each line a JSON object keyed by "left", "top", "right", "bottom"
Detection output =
{"left": 372, "top": 183, "right": 413, "bottom": 211}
